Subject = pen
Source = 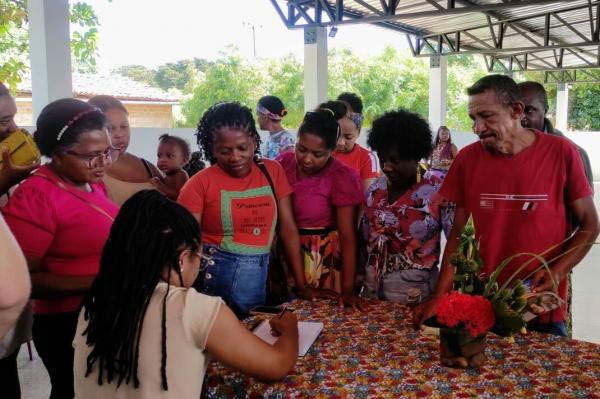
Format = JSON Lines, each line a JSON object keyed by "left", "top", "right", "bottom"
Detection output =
{"left": 278, "top": 305, "right": 288, "bottom": 319}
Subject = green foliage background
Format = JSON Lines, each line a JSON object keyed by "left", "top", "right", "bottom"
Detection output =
{"left": 130, "top": 46, "right": 491, "bottom": 131}
{"left": 0, "top": 0, "right": 100, "bottom": 89}
{"left": 1, "top": 0, "right": 599, "bottom": 131}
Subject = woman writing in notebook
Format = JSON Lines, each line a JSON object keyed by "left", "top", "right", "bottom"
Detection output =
{"left": 74, "top": 190, "right": 298, "bottom": 399}
{"left": 2, "top": 98, "right": 119, "bottom": 398}
{"left": 178, "top": 102, "right": 331, "bottom": 318}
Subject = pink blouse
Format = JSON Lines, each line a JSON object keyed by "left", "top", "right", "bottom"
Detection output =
{"left": 278, "top": 152, "right": 363, "bottom": 229}
{"left": 2, "top": 165, "right": 118, "bottom": 314}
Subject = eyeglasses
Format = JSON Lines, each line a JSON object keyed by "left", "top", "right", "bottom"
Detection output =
{"left": 65, "top": 146, "right": 120, "bottom": 169}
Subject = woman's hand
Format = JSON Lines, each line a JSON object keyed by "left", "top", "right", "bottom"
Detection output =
{"left": 339, "top": 293, "right": 368, "bottom": 311}
{"left": 269, "top": 310, "right": 298, "bottom": 337}
{"left": 296, "top": 286, "right": 339, "bottom": 302}
{"left": 0, "top": 147, "right": 39, "bottom": 195}
{"left": 412, "top": 297, "right": 440, "bottom": 329}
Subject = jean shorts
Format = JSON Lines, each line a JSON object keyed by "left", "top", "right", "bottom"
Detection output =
{"left": 362, "top": 266, "right": 439, "bottom": 304}
{"left": 194, "top": 244, "right": 270, "bottom": 318}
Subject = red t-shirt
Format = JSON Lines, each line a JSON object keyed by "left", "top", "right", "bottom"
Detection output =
{"left": 334, "top": 144, "right": 381, "bottom": 180}
{"left": 440, "top": 131, "right": 592, "bottom": 322}
{"left": 2, "top": 165, "right": 118, "bottom": 314}
{"left": 178, "top": 159, "right": 293, "bottom": 255}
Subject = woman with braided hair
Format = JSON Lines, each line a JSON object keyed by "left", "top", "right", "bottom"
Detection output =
{"left": 179, "top": 102, "right": 324, "bottom": 318}
{"left": 74, "top": 190, "right": 298, "bottom": 398}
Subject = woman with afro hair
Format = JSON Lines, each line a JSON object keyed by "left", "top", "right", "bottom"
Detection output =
{"left": 360, "top": 109, "right": 454, "bottom": 304}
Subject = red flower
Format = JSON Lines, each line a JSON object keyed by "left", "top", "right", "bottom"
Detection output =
{"left": 436, "top": 291, "right": 496, "bottom": 336}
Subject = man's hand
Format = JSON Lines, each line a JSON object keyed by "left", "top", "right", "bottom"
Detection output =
{"left": 531, "top": 266, "right": 564, "bottom": 293}
{"left": 296, "top": 286, "right": 339, "bottom": 302}
{"left": 412, "top": 297, "right": 440, "bottom": 329}
{"left": 339, "top": 293, "right": 368, "bottom": 311}
{"left": 0, "top": 147, "right": 39, "bottom": 195}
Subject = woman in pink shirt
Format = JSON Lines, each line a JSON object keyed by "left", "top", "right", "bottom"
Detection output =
{"left": 2, "top": 98, "right": 119, "bottom": 399}
{"left": 277, "top": 109, "right": 365, "bottom": 310}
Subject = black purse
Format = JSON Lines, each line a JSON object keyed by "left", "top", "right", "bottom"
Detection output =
{"left": 254, "top": 158, "right": 288, "bottom": 305}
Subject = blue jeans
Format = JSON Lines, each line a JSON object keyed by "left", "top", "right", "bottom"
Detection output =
{"left": 528, "top": 321, "right": 568, "bottom": 337}
{"left": 195, "top": 245, "right": 270, "bottom": 318}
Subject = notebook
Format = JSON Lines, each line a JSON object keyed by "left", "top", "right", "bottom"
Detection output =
{"left": 253, "top": 320, "right": 324, "bottom": 357}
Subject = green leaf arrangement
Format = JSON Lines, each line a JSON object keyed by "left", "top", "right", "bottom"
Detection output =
{"left": 450, "top": 215, "right": 563, "bottom": 337}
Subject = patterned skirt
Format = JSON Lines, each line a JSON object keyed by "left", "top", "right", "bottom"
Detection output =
{"left": 298, "top": 228, "right": 342, "bottom": 293}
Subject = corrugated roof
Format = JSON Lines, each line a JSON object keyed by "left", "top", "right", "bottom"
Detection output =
{"left": 273, "top": 0, "right": 600, "bottom": 74}
{"left": 17, "top": 73, "right": 180, "bottom": 103}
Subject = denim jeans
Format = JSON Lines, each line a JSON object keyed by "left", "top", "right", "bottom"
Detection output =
{"left": 528, "top": 320, "right": 568, "bottom": 337}
{"left": 194, "top": 245, "right": 270, "bottom": 318}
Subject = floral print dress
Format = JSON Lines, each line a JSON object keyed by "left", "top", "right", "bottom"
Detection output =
{"left": 360, "top": 174, "right": 454, "bottom": 303}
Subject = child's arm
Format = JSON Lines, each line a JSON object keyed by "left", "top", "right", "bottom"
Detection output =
{"left": 150, "top": 170, "right": 189, "bottom": 200}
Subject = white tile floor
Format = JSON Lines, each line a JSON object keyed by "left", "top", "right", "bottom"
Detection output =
{"left": 15, "top": 184, "right": 600, "bottom": 398}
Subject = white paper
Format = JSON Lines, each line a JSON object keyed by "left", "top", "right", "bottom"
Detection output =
{"left": 253, "top": 320, "right": 324, "bottom": 357}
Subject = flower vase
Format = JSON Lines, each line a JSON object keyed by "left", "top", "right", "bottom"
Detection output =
{"left": 439, "top": 327, "right": 487, "bottom": 368}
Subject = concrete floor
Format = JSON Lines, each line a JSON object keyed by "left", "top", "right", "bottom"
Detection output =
{"left": 15, "top": 184, "right": 600, "bottom": 398}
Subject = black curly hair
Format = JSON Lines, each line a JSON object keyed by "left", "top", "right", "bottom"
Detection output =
{"left": 159, "top": 134, "right": 191, "bottom": 162}
{"left": 337, "top": 92, "right": 363, "bottom": 114}
{"left": 196, "top": 102, "right": 261, "bottom": 165}
{"left": 298, "top": 109, "right": 340, "bottom": 150}
{"left": 317, "top": 100, "right": 347, "bottom": 121}
{"left": 367, "top": 109, "right": 432, "bottom": 161}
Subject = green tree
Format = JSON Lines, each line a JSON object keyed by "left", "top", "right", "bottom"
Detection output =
{"left": 264, "top": 54, "right": 304, "bottom": 128}
{"left": 445, "top": 55, "right": 487, "bottom": 131}
{"left": 114, "top": 64, "right": 156, "bottom": 86}
{"left": 569, "top": 84, "right": 600, "bottom": 130}
{"left": 181, "top": 50, "right": 265, "bottom": 127}
{"left": 0, "top": 0, "right": 101, "bottom": 89}
{"left": 155, "top": 59, "right": 198, "bottom": 91}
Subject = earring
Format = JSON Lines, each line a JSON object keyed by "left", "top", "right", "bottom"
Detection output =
{"left": 416, "top": 166, "right": 421, "bottom": 183}
{"left": 179, "top": 260, "right": 184, "bottom": 273}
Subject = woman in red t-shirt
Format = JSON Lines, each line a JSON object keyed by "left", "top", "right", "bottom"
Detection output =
{"left": 2, "top": 98, "right": 119, "bottom": 398}
{"left": 179, "top": 102, "right": 330, "bottom": 317}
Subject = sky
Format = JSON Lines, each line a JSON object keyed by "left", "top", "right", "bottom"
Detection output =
{"left": 84, "top": 0, "right": 408, "bottom": 71}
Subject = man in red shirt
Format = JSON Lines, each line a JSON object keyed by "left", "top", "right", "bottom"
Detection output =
{"left": 413, "top": 75, "right": 599, "bottom": 336}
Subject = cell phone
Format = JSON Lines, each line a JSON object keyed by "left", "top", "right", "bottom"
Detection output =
{"left": 249, "top": 305, "right": 293, "bottom": 315}
{"left": 0, "top": 129, "right": 41, "bottom": 167}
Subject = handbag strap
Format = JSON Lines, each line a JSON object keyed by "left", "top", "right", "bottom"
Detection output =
{"left": 254, "top": 158, "right": 276, "bottom": 199}
{"left": 33, "top": 172, "right": 115, "bottom": 222}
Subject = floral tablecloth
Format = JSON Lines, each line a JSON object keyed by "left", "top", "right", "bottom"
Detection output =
{"left": 203, "top": 299, "right": 600, "bottom": 398}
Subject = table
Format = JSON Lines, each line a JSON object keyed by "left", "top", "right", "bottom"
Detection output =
{"left": 203, "top": 299, "right": 600, "bottom": 398}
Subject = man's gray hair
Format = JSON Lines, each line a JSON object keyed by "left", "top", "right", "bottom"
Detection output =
{"left": 467, "top": 74, "right": 521, "bottom": 108}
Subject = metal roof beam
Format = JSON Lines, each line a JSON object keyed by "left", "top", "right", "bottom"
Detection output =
{"left": 414, "top": 40, "right": 600, "bottom": 56}
{"left": 281, "top": 0, "right": 567, "bottom": 28}
{"left": 422, "top": 2, "right": 600, "bottom": 40}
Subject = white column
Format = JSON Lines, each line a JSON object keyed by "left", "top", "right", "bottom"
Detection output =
{"left": 555, "top": 83, "right": 569, "bottom": 132}
{"left": 428, "top": 55, "right": 447, "bottom": 131}
{"left": 303, "top": 26, "right": 328, "bottom": 112}
{"left": 28, "top": 0, "right": 73, "bottom": 120}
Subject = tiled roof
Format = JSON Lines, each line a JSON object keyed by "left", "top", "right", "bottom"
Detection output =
{"left": 17, "top": 73, "right": 180, "bottom": 103}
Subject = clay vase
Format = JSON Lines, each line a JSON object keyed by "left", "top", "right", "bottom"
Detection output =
{"left": 439, "top": 327, "right": 487, "bottom": 368}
